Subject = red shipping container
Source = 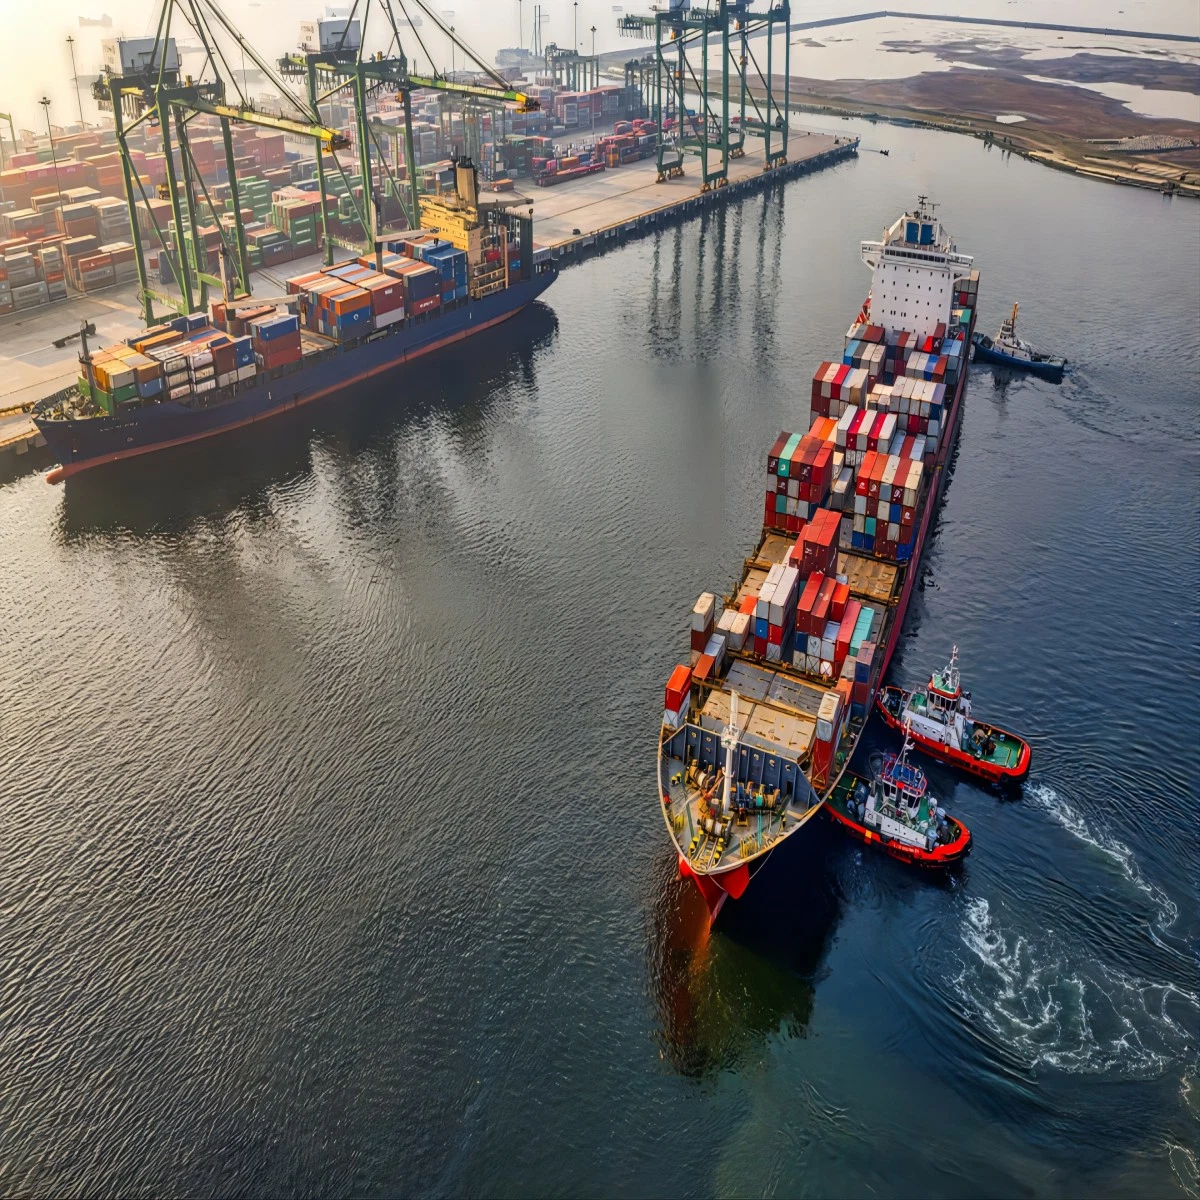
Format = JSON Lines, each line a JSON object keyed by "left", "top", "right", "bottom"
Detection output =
{"left": 796, "top": 572, "right": 823, "bottom": 636}
{"left": 693, "top": 653, "right": 716, "bottom": 685}
{"left": 836, "top": 600, "right": 861, "bottom": 665}
{"left": 690, "top": 629, "right": 709, "bottom": 653}
{"left": 752, "top": 636, "right": 767, "bottom": 658}
{"left": 738, "top": 595, "right": 757, "bottom": 617}
{"left": 665, "top": 665, "right": 692, "bottom": 712}
{"left": 831, "top": 580, "right": 850, "bottom": 623}
{"left": 812, "top": 575, "right": 836, "bottom": 630}
{"left": 767, "top": 431, "right": 788, "bottom": 473}
{"left": 259, "top": 341, "right": 301, "bottom": 370}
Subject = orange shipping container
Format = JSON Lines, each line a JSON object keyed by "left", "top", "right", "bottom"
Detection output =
{"left": 331, "top": 287, "right": 371, "bottom": 315}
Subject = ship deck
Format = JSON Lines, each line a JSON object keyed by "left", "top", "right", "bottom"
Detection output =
{"left": 660, "top": 742, "right": 824, "bottom": 873}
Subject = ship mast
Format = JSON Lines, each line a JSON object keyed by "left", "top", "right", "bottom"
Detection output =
{"left": 721, "top": 690, "right": 743, "bottom": 815}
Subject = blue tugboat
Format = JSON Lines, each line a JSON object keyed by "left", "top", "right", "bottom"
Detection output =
{"left": 972, "top": 303, "right": 1066, "bottom": 382}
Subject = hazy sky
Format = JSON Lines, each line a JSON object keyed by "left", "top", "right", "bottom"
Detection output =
{"left": 2, "top": 0, "right": 1195, "bottom": 132}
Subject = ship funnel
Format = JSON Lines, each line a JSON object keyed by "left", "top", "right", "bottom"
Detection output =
{"left": 455, "top": 157, "right": 479, "bottom": 212}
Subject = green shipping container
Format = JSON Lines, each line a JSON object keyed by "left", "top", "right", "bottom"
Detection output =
{"left": 93, "top": 388, "right": 114, "bottom": 415}
{"left": 113, "top": 381, "right": 138, "bottom": 404}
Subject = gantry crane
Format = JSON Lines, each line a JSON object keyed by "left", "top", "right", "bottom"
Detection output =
{"left": 276, "top": 0, "right": 537, "bottom": 265}
{"left": 618, "top": 0, "right": 790, "bottom": 189}
{"left": 93, "top": 0, "right": 537, "bottom": 324}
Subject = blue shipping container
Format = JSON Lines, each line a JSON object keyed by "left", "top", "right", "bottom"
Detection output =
{"left": 257, "top": 314, "right": 300, "bottom": 342}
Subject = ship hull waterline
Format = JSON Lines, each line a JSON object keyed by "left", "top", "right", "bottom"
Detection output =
{"left": 37, "top": 272, "right": 556, "bottom": 483}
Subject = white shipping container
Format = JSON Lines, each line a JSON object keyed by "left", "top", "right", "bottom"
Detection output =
{"left": 821, "top": 623, "right": 838, "bottom": 660}
{"left": 691, "top": 591, "right": 716, "bottom": 631}
{"left": 373, "top": 307, "right": 405, "bottom": 329}
{"left": 704, "top": 633, "right": 726, "bottom": 670}
{"left": 236, "top": 364, "right": 257, "bottom": 381}
{"left": 755, "top": 581, "right": 775, "bottom": 621}
{"left": 729, "top": 612, "right": 750, "bottom": 652}
{"left": 765, "top": 643, "right": 781, "bottom": 662}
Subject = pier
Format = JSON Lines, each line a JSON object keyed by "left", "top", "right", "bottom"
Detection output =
{"left": 532, "top": 133, "right": 857, "bottom": 262}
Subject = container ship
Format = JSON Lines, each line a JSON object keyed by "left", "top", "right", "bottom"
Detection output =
{"left": 658, "top": 198, "right": 980, "bottom": 917}
{"left": 33, "top": 161, "right": 556, "bottom": 482}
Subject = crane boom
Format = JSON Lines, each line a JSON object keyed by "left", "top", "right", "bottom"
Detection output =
{"left": 174, "top": 97, "right": 350, "bottom": 150}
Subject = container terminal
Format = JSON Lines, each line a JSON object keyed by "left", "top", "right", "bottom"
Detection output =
{"left": 0, "top": 1, "right": 862, "bottom": 471}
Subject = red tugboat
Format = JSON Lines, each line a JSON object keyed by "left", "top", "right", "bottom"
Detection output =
{"left": 826, "top": 730, "right": 972, "bottom": 868}
{"left": 876, "top": 647, "right": 1031, "bottom": 785}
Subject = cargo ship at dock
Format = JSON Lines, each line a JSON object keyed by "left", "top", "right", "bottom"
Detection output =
{"left": 33, "top": 162, "right": 555, "bottom": 482}
{"left": 658, "top": 198, "right": 980, "bottom": 917}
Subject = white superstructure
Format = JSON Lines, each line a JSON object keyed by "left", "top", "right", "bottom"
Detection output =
{"left": 861, "top": 197, "right": 974, "bottom": 340}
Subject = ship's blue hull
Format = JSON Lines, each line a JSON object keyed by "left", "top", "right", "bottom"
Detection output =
{"left": 37, "top": 271, "right": 556, "bottom": 480}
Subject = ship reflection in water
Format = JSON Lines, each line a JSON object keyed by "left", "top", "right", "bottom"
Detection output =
{"left": 54, "top": 302, "right": 559, "bottom": 538}
{"left": 647, "top": 835, "right": 840, "bottom": 1079}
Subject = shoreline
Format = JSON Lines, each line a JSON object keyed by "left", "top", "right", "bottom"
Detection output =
{"left": 778, "top": 95, "right": 1200, "bottom": 198}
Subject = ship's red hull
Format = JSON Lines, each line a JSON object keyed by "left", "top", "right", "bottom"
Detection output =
{"left": 677, "top": 855, "right": 751, "bottom": 920}
{"left": 876, "top": 687, "right": 1031, "bottom": 784}
{"left": 824, "top": 801, "right": 972, "bottom": 868}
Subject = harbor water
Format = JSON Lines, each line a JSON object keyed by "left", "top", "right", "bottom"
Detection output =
{"left": 1, "top": 118, "right": 1197, "bottom": 1196}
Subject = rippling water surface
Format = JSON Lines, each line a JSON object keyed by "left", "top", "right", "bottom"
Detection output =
{"left": 1, "top": 122, "right": 1197, "bottom": 1197}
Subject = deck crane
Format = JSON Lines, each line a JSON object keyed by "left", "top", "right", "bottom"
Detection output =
{"left": 92, "top": 0, "right": 537, "bottom": 324}
{"left": 617, "top": 0, "right": 790, "bottom": 188}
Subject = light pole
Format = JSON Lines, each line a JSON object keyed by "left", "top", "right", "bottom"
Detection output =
{"left": 591, "top": 25, "right": 596, "bottom": 56}
{"left": 66, "top": 36, "right": 85, "bottom": 125}
{"left": 573, "top": 1, "right": 578, "bottom": 52}
{"left": 450, "top": 26, "right": 455, "bottom": 78}
{"left": 39, "top": 97, "right": 64, "bottom": 211}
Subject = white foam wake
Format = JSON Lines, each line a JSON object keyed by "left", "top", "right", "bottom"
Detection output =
{"left": 1025, "top": 782, "right": 1181, "bottom": 940}
{"left": 954, "top": 897, "right": 1199, "bottom": 1077}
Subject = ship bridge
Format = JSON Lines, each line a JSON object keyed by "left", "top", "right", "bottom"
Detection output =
{"left": 860, "top": 198, "right": 974, "bottom": 340}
